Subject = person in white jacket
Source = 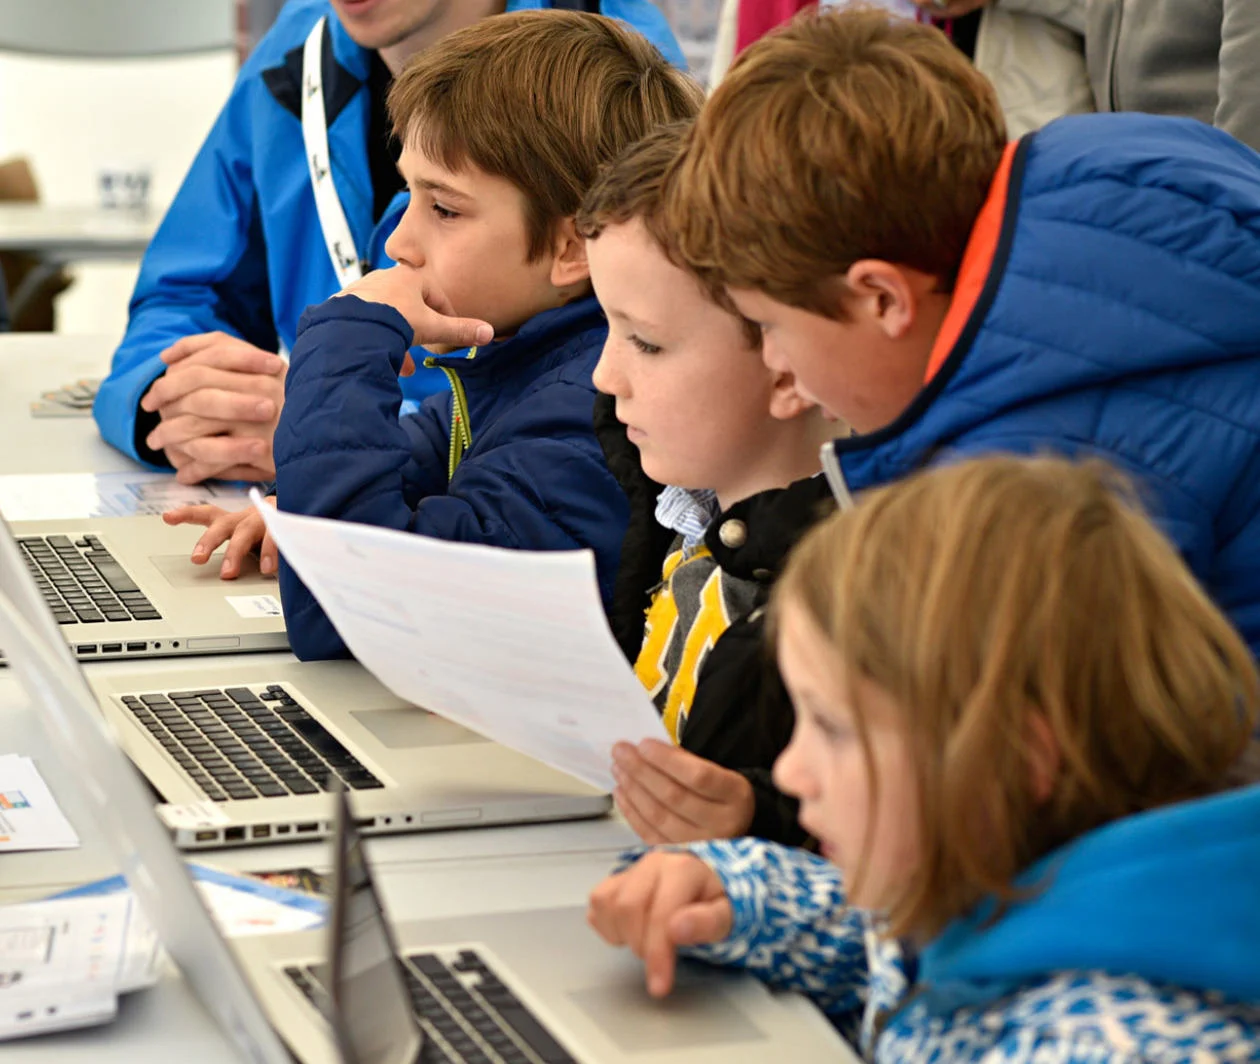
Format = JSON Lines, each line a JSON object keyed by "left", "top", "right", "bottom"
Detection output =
{"left": 915, "top": 0, "right": 1260, "bottom": 150}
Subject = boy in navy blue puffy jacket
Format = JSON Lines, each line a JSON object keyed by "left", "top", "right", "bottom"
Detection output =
{"left": 179, "top": 9, "right": 702, "bottom": 660}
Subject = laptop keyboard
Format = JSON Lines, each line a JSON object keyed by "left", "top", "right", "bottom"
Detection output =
{"left": 287, "top": 948, "right": 576, "bottom": 1064}
{"left": 18, "top": 534, "right": 162, "bottom": 625}
{"left": 118, "top": 684, "right": 384, "bottom": 802}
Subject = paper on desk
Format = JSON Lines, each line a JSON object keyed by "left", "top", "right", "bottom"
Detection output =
{"left": 0, "top": 754, "right": 80, "bottom": 852}
{"left": 53, "top": 863, "right": 329, "bottom": 940}
{"left": 0, "top": 892, "right": 161, "bottom": 1041}
{"left": 0, "top": 472, "right": 250, "bottom": 521}
{"left": 254, "top": 495, "right": 670, "bottom": 792}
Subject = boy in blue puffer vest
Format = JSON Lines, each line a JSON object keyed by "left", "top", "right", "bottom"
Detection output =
{"left": 665, "top": 7, "right": 1260, "bottom": 664}
{"left": 591, "top": 455, "right": 1260, "bottom": 1062}
{"left": 178, "top": 9, "right": 702, "bottom": 660}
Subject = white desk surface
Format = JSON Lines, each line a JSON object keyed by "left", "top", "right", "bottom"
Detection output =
{"left": 0, "top": 334, "right": 642, "bottom": 1059}
{"left": 0, "top": 204, "right": 156, "bottom": 258}
{"left": 0, "top": 333, "right": 136, "bottom": 476}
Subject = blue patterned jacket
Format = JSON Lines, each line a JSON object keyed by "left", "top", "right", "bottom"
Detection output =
{"left": 636, "top": 784, "right": 1260, "bottom": 1062}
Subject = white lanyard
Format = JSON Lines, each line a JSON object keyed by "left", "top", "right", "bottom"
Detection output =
{"left": 302, "top": 16, "right": 364, "bottom": 288}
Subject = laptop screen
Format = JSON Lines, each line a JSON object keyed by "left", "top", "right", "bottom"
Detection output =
{"left": 325, "top": 787, "right": 423, "bottom": 1064}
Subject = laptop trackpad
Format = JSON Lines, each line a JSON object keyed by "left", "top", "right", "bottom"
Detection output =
{"left": 352, "top": 708, "right": 489, "bottom": 749}
{"left": 148, "top": 552, "right": 274, "bottom": 588}
{"left": 568, "top": 968, "right": 766, "bottom": 1051}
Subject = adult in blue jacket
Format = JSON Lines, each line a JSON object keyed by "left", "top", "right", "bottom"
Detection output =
{"left": 92, "top": 0, "right": 684, "bottom": 484}
{"left": 670, "top": 9, "right": 1260, "bottom": 659}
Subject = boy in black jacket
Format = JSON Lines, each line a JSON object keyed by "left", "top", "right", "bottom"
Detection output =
{"left": 578, "top": 124, "right": 836, "bottom": 845}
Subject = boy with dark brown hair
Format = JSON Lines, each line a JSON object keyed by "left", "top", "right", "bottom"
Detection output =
{"left": 175, "top": 9, "right": 703, "bottom": 661}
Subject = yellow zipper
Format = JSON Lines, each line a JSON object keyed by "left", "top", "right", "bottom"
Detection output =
{"left": 422, "top": 346, "right": 477, "bottom": 482}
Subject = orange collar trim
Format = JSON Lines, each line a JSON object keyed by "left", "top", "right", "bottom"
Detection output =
{"left": 923, "top": 141, "right": 1019, "bottom": 384}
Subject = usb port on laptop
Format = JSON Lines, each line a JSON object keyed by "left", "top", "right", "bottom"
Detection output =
{"left": 101, "top": 643, "right": 122, "bottom": 654}
{"left": 76, "top": 644, "right": 97, "bottom": 655}
{"left": 126, "top": 641, "right": 146, "bottom": 653}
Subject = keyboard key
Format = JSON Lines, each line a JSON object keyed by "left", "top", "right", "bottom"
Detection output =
{"left": 85, "top": 553, "right": 140, "bottom": 593}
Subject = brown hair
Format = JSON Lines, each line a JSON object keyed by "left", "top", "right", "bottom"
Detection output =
{"left": 388, "top": 9, "right": 703, "bottom": 262}
{"left": 772, "top": 455, "right": 1259, "bottom": 939}
{"left": 577, "top": 122, "right": 759, "bottom": 348}
{"left": 670, "top": 6, "right": 1007, "bottom": 317}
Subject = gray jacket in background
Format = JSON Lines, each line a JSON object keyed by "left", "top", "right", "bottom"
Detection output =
{"left": 1086, "top": 0, "right": 1260, "bottom": 151}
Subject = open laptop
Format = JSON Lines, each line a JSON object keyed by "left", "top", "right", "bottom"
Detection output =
{"left": 237, "top": 786, "right": 855, "bottom": 1064}
{"left": 0, "top": 524, "right": 855, "bottom": 1064}
{"left": 0, "top": 515, "right": 610, "bottom": 850}
{"left": 7, "top": 514, "right": 288, "bottom": 660}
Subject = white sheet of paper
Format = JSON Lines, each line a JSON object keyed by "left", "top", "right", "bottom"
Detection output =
{"left": 195, "top": 881, "right": 324, "bottom": 938}
{"left": 0, "top": 892, "right": 160, "bottom": 1041}
{"left": 0, "top": 754, "right": 80, "bottom": 852}
{"left": 0, "top": 472, "right": 250, "bottom": 522}
{"left": 254, "top": 496, "right": 669, "bottom": 791}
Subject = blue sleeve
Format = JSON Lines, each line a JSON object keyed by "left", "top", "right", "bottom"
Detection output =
{"left": 273, "top": 295, "right": 628, "bottom": 661}
{"left": 93, "top": 67, "right": 280, "bottom": 466}
{"left": 622, "top": 838, "right": 870, "bottom": 1023}
{"left": 599, "top": 0, "right": 688, "bottom": 69}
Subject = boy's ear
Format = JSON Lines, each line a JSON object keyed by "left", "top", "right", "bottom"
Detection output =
{"left": 842, "top": 260, "right": 920, "bottom": 340}
{"left": 767, "top": 366, "right": 816, "bottom": 422}
{"left": 549, "top": 216, "right": 590, "bottom": 290}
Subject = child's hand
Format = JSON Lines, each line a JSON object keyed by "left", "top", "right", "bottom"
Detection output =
{"left": 588, "top": 852, "right": 732, "bottom": 997}
{"left": 163, "top": 497, "right": 278, "bottom": 580}
{"left": 337, "top": 266, "right": 493, "bottom": 351}
{"left": 612, "top": 740, "right": 756, "bottom": 843}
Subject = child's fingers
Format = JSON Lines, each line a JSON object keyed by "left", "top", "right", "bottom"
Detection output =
{"left": 260, "top": 531, "right": 279, "bottom": 576}
{"left": 636, "top": 740, "right": 737, "bottom": 803}
{"left": 669, "top": 897, "right": 733, "bottom": 949}
{"left": 162, "top": 504, "right": 218, "bottom": 526}
{"left": 188, "top": 512, "right": 243, "bottom": 565}
{"left": 613, "top": 784, "right": 671, "bottom": 844}
{"left": 595, "top": 861, "right": 664, "bottom": 957}
{"left": 220, "top": 514, "right": 264, "bottom": 579}
{"left": 613, "top": 750, "right": 704, "bottom": 839}
{"left": 587, "top": 875, "right": 632, "bottom": 946}
{"left": 642, "top": 864, "right": 725, "bottom": 997}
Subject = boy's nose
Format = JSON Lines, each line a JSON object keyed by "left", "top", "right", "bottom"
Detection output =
{"left": 384, "top": 220, "right": 423, "bottom": 269}
{"left": 591, "top": 341, "right": 625, "bottom": 396}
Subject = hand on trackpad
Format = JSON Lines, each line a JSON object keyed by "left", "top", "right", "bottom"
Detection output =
{"left": 567, "top": 967, "right": 765, "bottom": 1051}
{"left": 148, "top": 552, "right": 273, "bottom": 589}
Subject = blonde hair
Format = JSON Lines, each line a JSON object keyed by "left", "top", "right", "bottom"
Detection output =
{"left": 669, "top": 6, "right": 1007, "bottom": 317}
{"left": 576, "top": 122, "right": 759, "bottom": 348}
{"left": 773, "top": 455, "right": 1258, "bottom": 938}
{"left": 388, "top": 9, "right": 703, "bottom": 262}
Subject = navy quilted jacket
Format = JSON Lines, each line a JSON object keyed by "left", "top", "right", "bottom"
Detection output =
{"left": 827, "top": 113, "right": 1260, "bottom": 656}
{"left": 274, "top": 294, "right": 629, "bottom": 660}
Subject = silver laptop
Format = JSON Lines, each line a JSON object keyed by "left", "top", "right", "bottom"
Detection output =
{"left": 0, "top": 514, "right": 609, "bottom": 850}
{"left": 8, "top": 514, "right": 288, "bottom": 660}
{"left": 88, "top": 657, "right": 610, "bottom": 850}
{"left": 236, "top": 786, "right": 854, "bottom": 1064}
{"left": 0, "top": 518, "right": 855, "bottom": 1064}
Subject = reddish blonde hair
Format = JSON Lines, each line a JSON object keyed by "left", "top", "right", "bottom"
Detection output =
{"left": 773, "top": 455, "right": 1258, "bottom": 938}
{"left": 576, "top": 122, "right": 760, "bottom": 348}
{"left": 388, "top": 9, "right": 703, "bottom": 261}
{"left": 670, "top": 7, "right": 1007, "bottom": 317}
